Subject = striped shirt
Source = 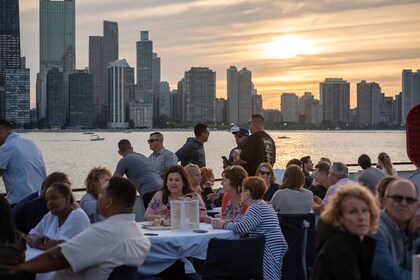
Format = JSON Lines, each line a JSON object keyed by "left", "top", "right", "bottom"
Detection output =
{"left": 225, "top": 201, "right": 288, "bottom": 280}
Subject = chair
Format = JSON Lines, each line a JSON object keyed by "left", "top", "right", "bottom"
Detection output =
{"left": 278, "top": 213, "right": 316, "bottom": 280}
{"left": 201, "top": 234, "right": 265, "bottom": 280}
{"left": 0, "top": 272, "right": 35, "bottom": 280}
{"left": 108, "top": 265, "right": 138, "bottom": 280}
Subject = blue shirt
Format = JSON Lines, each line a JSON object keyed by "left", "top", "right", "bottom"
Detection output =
{"left": 148, "top": 147, "right": 178, "bottom": 175}
{"left": 0, "top": 132, "right": 46, "bottom": 204}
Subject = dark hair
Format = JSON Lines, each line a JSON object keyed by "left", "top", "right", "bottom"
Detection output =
{"left": 0, "top": 195, "right": 19, "bottom": 243}
{"left": 118, "top": 139, "right": 132, "bottom": 153}
{"left": 222, "top": 165, "right": 248, "bottom": 193}
{"left": 162, "top": 165, "right": 196, "bottom": 204}
{"left": 0, "top": 119, "right": 13, "bottom": 129}
{"left": 286, "top": 158, "right": 302, "bottom": 168}
{"left": 243, "top": 176, "right": 267, "bottom": 200}
{"left": 106, "top": 177, "right": 137, "bottom": 209}
{"left": 300, "top": 156, "right": 311, "bottom": 167}
{"left": 251, "top": 114, "right": 264, "bottom": 126}
{"left": 281, "top": 165, "right": 305, "bottom": 190}
{"left": 194, "top": 123, "right": 208, "bottom": 137}
{"left": 315, "top": 161, "right": 330, "bottom": 175}
{"left": 40, "top": 172, "right": 71, "bottom": 198}
{"left": 358, "top": 154, "right": 372, "bottom": 169}
{"left": 47, "top": 182, "right": 75, "bottom": 206}
{"left": 150, "top": 132, "right": 163, "bottom": 141}
{"left": 376, "top": 175, "right": 399, "bottom": 200}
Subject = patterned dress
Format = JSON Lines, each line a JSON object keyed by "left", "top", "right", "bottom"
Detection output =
{"left": 224, "top": 201, "right": 288, "bottom": 280}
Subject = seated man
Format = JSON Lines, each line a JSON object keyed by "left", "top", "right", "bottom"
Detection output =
{"left": 11, "top": 176, "right": 151, "bottom": 280}
{"left": 372, "top": 179, "right": 420, "bottom": 280}
{"left": 357, "top": 154, "right": 385, "bottom": 194}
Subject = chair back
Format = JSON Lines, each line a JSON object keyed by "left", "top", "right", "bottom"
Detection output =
{"left": 0, "top": 272, "right": 35, "bottom": 280}
{"left": 202, "top": 234, "right": 266, "bottom": 280}
{"left": 108, "top": 265, "right": 138, "bottom": 280}
{"left": 278, "top": 213, "right": 316, "bottom": 280}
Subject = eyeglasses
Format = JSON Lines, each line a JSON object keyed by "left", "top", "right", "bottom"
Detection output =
{"left": 238, "top": 187, "right": 245, "bottom": 193}
{"left": 234, "top": 134, "right": 243, "bottom": 138}
{"left": 147, "top": 139, "right": 159, "bottom": 144}
{"left": 259, "top": 170, "right": 272, "bottom": 176}
{"left": 386, "top": 195, "right": 418, "bottom": 205}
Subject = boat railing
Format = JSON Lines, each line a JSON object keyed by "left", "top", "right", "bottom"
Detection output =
{"left": 1, "top": 161, "right": 418, "bottom": 197}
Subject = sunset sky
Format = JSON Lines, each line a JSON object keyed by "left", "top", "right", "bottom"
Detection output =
{"left": 20, "top": 0, "right": 420, "bottom": 109}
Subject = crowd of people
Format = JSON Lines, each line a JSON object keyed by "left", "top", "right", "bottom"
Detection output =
{"left": 0, "top": 115, "right": 418, "bottom": 280}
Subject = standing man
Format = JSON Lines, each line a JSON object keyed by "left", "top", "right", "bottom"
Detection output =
{"left": 176, "top": 123, "right": 209, "bottom": 168}
{"left": 12, "top": 176, "right": 151, "bottom": 279}
{"left": 234, "top": 114, "right": 276, "bottom": 176}
{"left": 148, "top": 132, "right": 178, "bottom": 176}
{"left": 0, "top": 119, "right": 46, "bottom": 207}
{"left": 223, "top": 127, "right": 249, "bottom": 168}
{"left": 114, "top": 139, "right": 163, "bottom": 208}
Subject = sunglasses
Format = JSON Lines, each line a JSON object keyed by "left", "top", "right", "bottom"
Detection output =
{"left": 147, "top": 139, "right": 159, "bottom": 144}
{"left": 259, "top": 170, "right": 272, "bottom": 176}
{"left": 234, "top": 134, "right": 244, "bottom": 138}
{"left": 386, "top": 195, "right": 418, "bottom": 205}
{"left": 238, "top": 187, "right": 245, "bottom": 193}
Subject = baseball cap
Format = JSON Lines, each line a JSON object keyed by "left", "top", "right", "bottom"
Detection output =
{"left": 231, "top": 127, "right": 249, "bottom": 137}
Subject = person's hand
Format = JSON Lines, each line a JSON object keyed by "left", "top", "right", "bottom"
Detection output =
{"left": 203, "top": 181, "right": 213, "bottom": 189}
{"left": 26, "top": 234, "right": 42, "bottom": 248}
{"left": 212, "top": 218, "right": 225, "bottom": 229}
{"left": 207, "top": 192, "right": 219, "bottom": 202}
{"left": 313, "top": 195, "right": 322, "bottom": 206}
{"left": 409, "top": 215, "right": 420, "bottom": 234}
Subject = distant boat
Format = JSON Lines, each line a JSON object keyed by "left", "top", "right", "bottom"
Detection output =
{"left": 83, "top": 131, "right": 94, "bottom": 135}
{"left": 278, "top": 135, "right": 290, "bottom": 139}
{"left": 90, "top": 135, "right": 105, "bottom": 141}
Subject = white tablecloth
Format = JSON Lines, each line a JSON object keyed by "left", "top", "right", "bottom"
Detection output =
{"left": 25, "top": 246, "right": 54, "bottom": 280}
{"left": 137, "top": 222, "right": 238, "bottom": 276}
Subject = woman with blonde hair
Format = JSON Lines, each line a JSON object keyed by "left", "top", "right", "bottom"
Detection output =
{"left": 377, "top": 152, "right": 397, "bottom": 176}
{"left": 80, "top": 166, "right": 112, "bottom": 223}
{"left": 311, "top": 184, "right": 380, "bottom": 280}
{"left": 256, "top": 162, "right": 279, "bottom": 201}
{"left": 270, "top": 165, "right": 313, "bottom": 214}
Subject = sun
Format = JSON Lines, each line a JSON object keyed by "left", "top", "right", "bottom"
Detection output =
{"left": 262, "top": 35, "right": 316, "bottom": 59}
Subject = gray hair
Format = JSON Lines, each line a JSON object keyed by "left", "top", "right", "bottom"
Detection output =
{"left": 329, "top": 162, "right": 349, "bottom": 179}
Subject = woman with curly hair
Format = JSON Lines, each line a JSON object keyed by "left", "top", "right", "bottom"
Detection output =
{"left": 312, "top": 183, "right": 380, "bottom": 280}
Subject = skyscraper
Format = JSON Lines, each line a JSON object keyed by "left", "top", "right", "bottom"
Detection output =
{"left": 107, "top": 59, "right": 133, "bottom": 128}
{"left": 320, "top": 78, "right": 350, "bottom": 126}
{"left": 38, "top": 0, "right": 75, "bottom": 120}
{"left": 89, "top": 20, "right": 118, "bottom": 127}
{"left": 402, "top": 69, "right": 420, "bottom": 124}
{"left": 69, "top": 70, "right": 93, "bottom": 127}
{"left": 185, "top": 67, "right": 216, "bottom": 123}
{"left": 227, "top": 66, "right": 253, "bottom": 126}
{"left": 0, "top": 0, "right": 22, "bottom": 119}
{"left": 46, "top": 67, "right": 65, "bottom": 128}
{"left": 357, "top": 80, "right": 382, "bottom": 127}
{"left": 136, "top": 31, "right": 153, "bottom": 103}
{"left": 5, "top": 68, "right": 30, "bottom": 126}
{"left": 281, "top": 93, "right": 299, "bottom": 122}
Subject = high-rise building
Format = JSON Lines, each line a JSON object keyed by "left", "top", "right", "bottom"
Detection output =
{"left": 298, "top": 92, "right": 315, "bottom": 123}
{"left": 158, "top": 81, "right": 170, "bottom": 118}
{"left": 0, "top": 0, "right": 22, "bottom": 119}
{"left": 357, "top": 80, "right": 382, "bottom": 127}
{"left": 252, "top": 93, "right": 263, "bottom": 116}
{"left": 281, "top": 93, "right": 299, "bottom": 122}
{"left": 174, "top": 78, "right": 185, "bottom": 122}
{"left": 402, "top": 69, "right": 420, "bottom": 124}
{"left": 89, "top": 21, "right": 118, "bottom": 127}
{"left": 38, "top": 0, "right": 75, "bottom": 120}
{"left": 152, "top": 52, "right": 161, "bottom": 117}
{"left": 107, "top": 59, "right": 133, "bottom": 128}
{"left": 394, "top": 92, "right": 402, "bottom": 125}
{"left": 227, "top": 66, "right": 253, "bottom": 126}
{"left": 136, "top": 31, "right": 153, "bottom": 104}
{"left": 215, "top": 98, "right": 227, "bottom": 124}
{"left": 69, "top": 70, "right": 93, "bottom": 127}
{"left": 129, "top": 102, "right": 153, "bottom": 128}
{"left": 185, "top": 67, "right": 216, "bottom": 123}
{"left": 46, "top": 67, "right": 65, "bottom": 128}
{"left": 320, "top": 78, "right": 350, "bottom": 125}
{"left": 5, "top": 68, "right": 29, "bottom": 126}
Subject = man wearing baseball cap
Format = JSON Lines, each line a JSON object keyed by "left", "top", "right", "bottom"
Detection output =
{"left": 222, "top": 127, "right": 249, "bottom": 168}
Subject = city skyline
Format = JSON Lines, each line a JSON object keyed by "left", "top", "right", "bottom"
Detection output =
{"left": 20, "top": 0, "right": 420, "bottom": 109}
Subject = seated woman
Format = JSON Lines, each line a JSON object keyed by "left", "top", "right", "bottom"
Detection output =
{"left": 14, "top": 172, "right": 71, "bottom": 234}
{"left": 0, "top": 195, "right": 25, "bottom": 274}
{"left": 185, "top": 163, "right": 203, "bottom": 193}
{"left": 377, "top": 152, "right": 398, "bottom": 176}
{"left": 311, "top": 184, "right": 379, "bottom": 280}
{"left": 80, "top": 166, "right": 112, "bottom": 223}
{"left": 27, "top": 182, "right": 90, "bottom": 250}
{"left": 200, "top": 167, "right": 223, "bottom": 210}
{"left": 221, "top": 166, "right": 248, "bottom": 221}
{"left": 213, "top": 177, "right": 288, "bottom": 280}
{"left": 256, "top": 162, "right": 279, "bottom": 201}
{"left": 144, "top": 165, "right": 208, "bottom": 222}
{"left": 270, "top": 165, "right": 313, "bottom": 214}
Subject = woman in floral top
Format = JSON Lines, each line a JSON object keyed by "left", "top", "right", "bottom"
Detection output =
{"left": 144, "top": 165, "right": 208, "bottom": 222}
{"left": 221, "top": 166, "right": 248, "bottom": 221}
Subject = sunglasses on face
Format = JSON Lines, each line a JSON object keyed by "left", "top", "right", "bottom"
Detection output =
{"left": 259, "top": 170, "right": 272, "bottom": 176}
{"left": 234, "top": 134, "right": 244, "bottom": 138}
{"left": 386, "top": 195, "right": 418, "bottom": 205}
{"left": 148, "top": 139, "right": 159, "bottom": 144}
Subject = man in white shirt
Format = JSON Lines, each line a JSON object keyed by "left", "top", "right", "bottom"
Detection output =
{"left": 11, "top": 177, "right": 151, "bottom": 280}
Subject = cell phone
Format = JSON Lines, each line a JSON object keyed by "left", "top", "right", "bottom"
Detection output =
{"left": 222, "top": 156, "right": 228, "bottom": 162}
{"left": 193, "top": 229, "right": 208, "bottom": 233}
{"left": 144, "top": 233, "right": 159, "bottom": 236}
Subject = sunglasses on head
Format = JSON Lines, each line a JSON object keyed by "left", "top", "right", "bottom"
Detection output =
{"left": 147, "top": 139, "right": 159, "bottom": 144}
{"left": 386, "top": 195, "right": 418, "bottom": 205}
{"left": 259, "top": 170, "right": 272, "bottom": 176}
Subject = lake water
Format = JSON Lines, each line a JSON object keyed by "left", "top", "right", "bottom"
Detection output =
{"left": 0, "top": 130, "right": 411, "bottom": 194}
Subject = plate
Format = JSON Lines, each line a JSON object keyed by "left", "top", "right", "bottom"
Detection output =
{"left": 142, "top": 224, "right": 171, "bottom": 230}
